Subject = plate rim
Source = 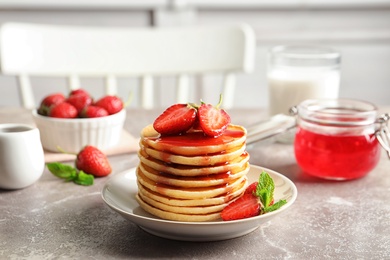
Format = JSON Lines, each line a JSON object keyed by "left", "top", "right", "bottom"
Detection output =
{"left": 101, "top": 164, "right": 298, "bottom": 226}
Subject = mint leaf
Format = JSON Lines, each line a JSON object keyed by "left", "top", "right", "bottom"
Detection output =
{"left": 74, "top": 171, "right": 94, "bottom": 186}
{"left": 256, "top": 171, "right": 274, "bottom": 208}
{"left": 255, "top": 171, "right": 287, "bottom": 213}
{"left": 46, "top": 162, "right": 94, "bottom": 186}
{"left": 47, "top": 162, "right": 77, "bottom": 181}
{"left": 264, "top": 199, "right": 287, "bottom": 213}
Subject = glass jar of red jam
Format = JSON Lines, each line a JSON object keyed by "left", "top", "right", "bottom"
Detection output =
{"left": 292, "top": 99, "right": 390, "bottom": 180}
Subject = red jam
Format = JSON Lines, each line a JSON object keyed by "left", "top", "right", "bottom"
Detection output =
{"left": 293, "top": 99, "right": 381, "bottom": 180}
{"left": 152, "top": 129, "right": 245, "bottom": 147}
{"left": 294, "top": 127, "right": 381, "bottom": 180}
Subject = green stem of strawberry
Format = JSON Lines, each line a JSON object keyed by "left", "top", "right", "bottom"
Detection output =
{"left": 123, "top": 91, "right": 133, "bottom": 108}
{"left": 56, "top": 146, "right": 77, "bottom": 156}
{"left": 199, "top": 94, "right": 224, "bottom": 108}
{"left": 216, "top": 94, "right": 223, "bottom": 109}
{"left": 188, "top": 102, "right": 199, "bottom": 109}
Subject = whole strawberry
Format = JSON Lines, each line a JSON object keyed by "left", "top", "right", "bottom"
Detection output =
{"left": 67, "top": 93, "right": 93, "bottom": 114}
{"left": 75, "top": 145, "right": 112, "bottom": 177}
{"left": 48, "top": 102, "right": 78, "bottom": 118}
{"left": 38, "top": 93, "right": 66, "bottom": 116}
{"left": 80, "top": 105, "right": 109, "bottom": 118}
{"left": 153, "top": 103, "right": 197, "bottom": 135}
{"left": 69, "top": 88, "right": 90, "bottom": 97}
{"left": 95, "top": 95, "right": 123, "bottom": 115}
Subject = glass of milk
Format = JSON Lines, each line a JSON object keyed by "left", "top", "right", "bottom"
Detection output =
{"left": 267, "top": 45, "right": 341, "bottom": 143}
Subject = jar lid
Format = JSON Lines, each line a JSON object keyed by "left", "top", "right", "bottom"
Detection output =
{"left": 295, "top": 99, "right": 378, "bottom": 126}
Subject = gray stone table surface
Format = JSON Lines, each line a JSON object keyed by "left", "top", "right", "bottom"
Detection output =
{"left": 1, "top": 107, "right": 390, "bottom": 259}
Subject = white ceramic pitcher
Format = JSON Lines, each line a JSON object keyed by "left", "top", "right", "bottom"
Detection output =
{"left": 0, "top": 124, "right": 45, "bottom": 189}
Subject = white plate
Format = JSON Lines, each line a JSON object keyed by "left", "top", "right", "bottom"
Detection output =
{"left": 101, "top": 165, "right": 297, "bottom": 242}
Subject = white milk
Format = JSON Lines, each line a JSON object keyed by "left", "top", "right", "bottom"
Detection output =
{"left": 268, "top": 68, "right": 340, "bottom": 116}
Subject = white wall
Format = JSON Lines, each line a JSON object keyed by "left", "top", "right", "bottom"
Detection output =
{"left": 0, "top": 0, "right": 389, "bottom": 108}
{"left": 194, "top": 5, "right": 390, "bottom": 108}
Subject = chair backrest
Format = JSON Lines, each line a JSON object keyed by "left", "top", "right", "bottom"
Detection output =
{"left": 0, "top": 22, "right": 256, "bottom": 109}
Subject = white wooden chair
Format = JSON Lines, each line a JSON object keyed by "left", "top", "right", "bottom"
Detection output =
{"left": 0, "top": 22, "right": 255, "bottom": 109}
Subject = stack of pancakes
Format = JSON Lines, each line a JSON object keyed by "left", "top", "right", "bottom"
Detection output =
{"left": 136, "top": 124, "right": 249, "bottom": 222}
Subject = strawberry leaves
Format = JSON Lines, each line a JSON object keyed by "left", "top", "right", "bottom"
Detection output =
{"left": 47, "top": 162, "right": 94, "bottom": 186}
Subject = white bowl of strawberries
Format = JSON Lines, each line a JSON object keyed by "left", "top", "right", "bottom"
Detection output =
{"left": 32, "top": 89, "right": 126, "bottom": 153}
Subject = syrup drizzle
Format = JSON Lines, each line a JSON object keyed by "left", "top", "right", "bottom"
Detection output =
{"left": 149, "top": 129, "right": 245, "bottom": 147}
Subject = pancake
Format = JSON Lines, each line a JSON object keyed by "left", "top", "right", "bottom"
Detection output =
{"left": 137, "top": 179, "right": 246, "bottom": 207}
{"left": 138, "top": 162, "right": 249, "bottom": 188}
{"left": 138, "top": 149, "right": 249, "bottom": 177}
{"left": 136, "top": 194, "right": 222, "bottom": 222}
{"left": 138, "top": 191, "right": 227, "bottom": 214}
{"left": 140, "top": 142, "right": 246, "bottom": 166}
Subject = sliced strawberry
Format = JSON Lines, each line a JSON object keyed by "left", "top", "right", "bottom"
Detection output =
{"left": 48, "top": 102, "right": 78, "bottom": 118}
{"left": 67, "top": 94, "right": 93, "bottom": 114}
{"left": 244, "top": 182, "right": 258, "bottom": 195}
{"left": 95, "top": 95, "right": 123, "bottom": 115}
{"left": 220, "top": 194, "right": 261, "bottom": 221}
{"left": 243, "top": 181, "right": 274, "bottom": 206}
{"left": 80, "top": 105, "right": 109, "bottom": 118}
{"left": 38, "top": 93, "right": 66, "bottom": 116}
{"left": 76, "top": 145, "right": 112, "bottom": 177}
{"left": 153, "top": 104, "right": 197, "bottom": 135}
{"left": 198, "top": 103, "right": 231, "bottom": 137}
{"left": 186, "top": 115, "right": 203, "bottom": 133}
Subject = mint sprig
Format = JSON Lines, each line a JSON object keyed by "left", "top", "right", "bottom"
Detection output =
{"left": 255, "top": 171, "right": 287, "bottom": 213}
{"left": 73, "top": 170, "right": 94, "bottom": 186}
{"left": 47, "top": 162, "right": 94, "bottom": 186}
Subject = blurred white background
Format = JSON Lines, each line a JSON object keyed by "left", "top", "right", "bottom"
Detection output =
{"left": 0, "top": 0, "right": 389, "bottom": 109}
